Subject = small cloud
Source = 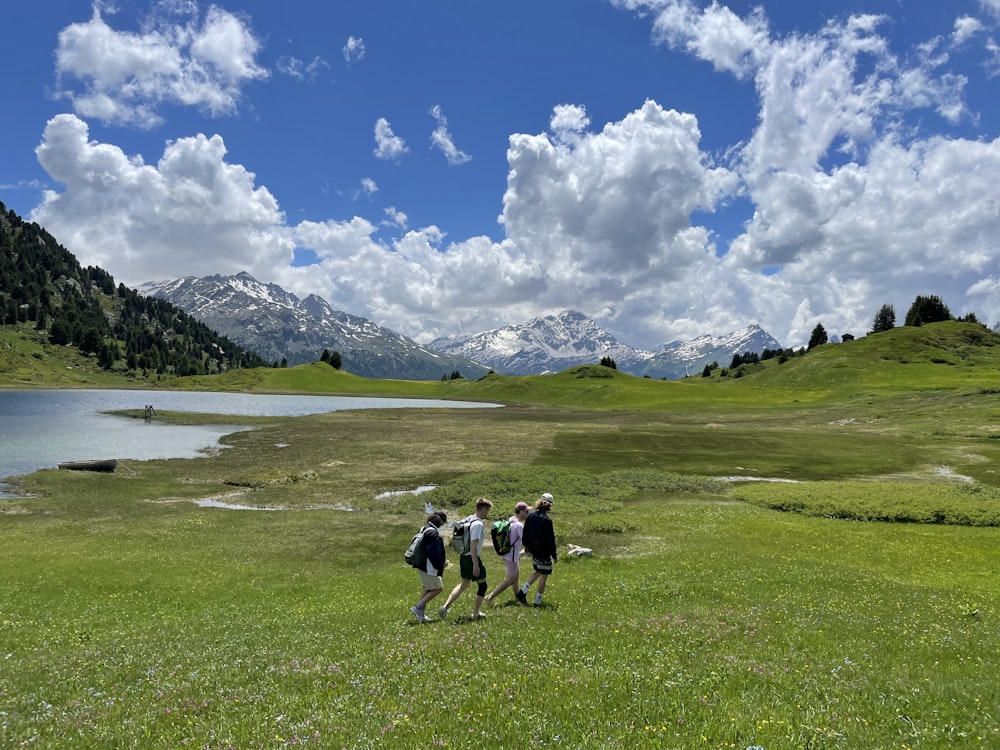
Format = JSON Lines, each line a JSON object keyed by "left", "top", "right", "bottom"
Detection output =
{"left": 343, "top": 35, "right": 365, "bottom": 63}
{"left": 981, "top": 0, "right": 1000, "bottom": 22}
{"left": 374, "top": 118, "right": 409, "bottom": 161}
{"left": 0, "top": 178, "right": 45, "bottom": 191}
{"left": 987, "top": 37, "right": 1000, "bottom": 77}
{"left": 953, "top": 16, "right": 983, "bottom": 46}
{"left": 276, "top": 54, "right": 330, "bottom": 80}
{"left": 429, "top": 105, "right": 471, "bottom": 165}
{"left": 350, "top": 177, "right": 378, "bottom": 201}
{"left": 383, "top": 206, "right": 408, "bottom": 228}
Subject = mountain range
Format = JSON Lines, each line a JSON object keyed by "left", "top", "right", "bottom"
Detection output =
{"left": 139, "top": 273, "right": 783, "bottom": 381}
{"left": 137, "top": 273, "right": 489, "bottom": 380}
{"left": 431, "top": 311, "right": 782, "bottom": 379}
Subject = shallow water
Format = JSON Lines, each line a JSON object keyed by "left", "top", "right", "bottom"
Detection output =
{"left": 0, "top": 388, "right": 498, "bottom": 497}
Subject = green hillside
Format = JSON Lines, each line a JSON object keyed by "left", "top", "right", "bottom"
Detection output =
{"left": 725, "top": 320, "right": 1000, "bottom": 391}
{"left": 5, "top": 316, "right": 1000, "bottom": 748}
{"left": 0, "top": 200, "right": 268, "bottom": 386}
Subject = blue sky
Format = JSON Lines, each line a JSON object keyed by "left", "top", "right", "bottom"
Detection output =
{"left": 2, "top": 0, "right": 1000, "bottom": 349}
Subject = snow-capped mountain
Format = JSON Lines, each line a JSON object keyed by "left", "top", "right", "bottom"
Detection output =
{"left": 639, "top": 325, "right": 783, "bottom": 379}
{"left": 430, "top": 311, "right": 782, "bottom": 379}
{"left": 430, "top": 311, "right": 649, "bottom": 375}
{"left": 137, "top": 273, "right": 489, "bottom": 380}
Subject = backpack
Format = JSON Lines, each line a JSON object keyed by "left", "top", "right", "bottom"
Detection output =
{"left": 404, "top": 526, "right": 428, "bottom": 569}
{"left": 451, "top": 516, "right": 474, "bottom": 555}
{"left": 491, "top": 519, "right": 512, "bottom": 556}
{"left": 522, "top": 511, "right": 543, "bottom": 554}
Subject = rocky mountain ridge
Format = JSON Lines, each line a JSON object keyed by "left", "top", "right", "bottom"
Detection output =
{"left": 431, "top": 311, "right": 782, "bottom": 379}
{"left": 138, "top": 273, "right": 489, "bottom": 380}
{"left": 140, "top": 273, "right": 783, "bottom": 380}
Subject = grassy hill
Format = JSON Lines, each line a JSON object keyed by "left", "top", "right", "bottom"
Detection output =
{"left": 3, "top": 319, "right": 1000, "bottom": 747}
{"left": 0, "top": 326, "right": 142, "bottom": 389}
{"left": 727, "top": 320, "right": 1000, "bottom": 392}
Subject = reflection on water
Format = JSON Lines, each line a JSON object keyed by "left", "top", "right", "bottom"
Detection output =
{"left": 0, "top": 388, "right": 499, "bottom": 498}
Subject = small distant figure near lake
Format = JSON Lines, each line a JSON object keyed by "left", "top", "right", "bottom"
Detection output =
{"left": 144, "top": 405, "right": 156, "bottom": 421}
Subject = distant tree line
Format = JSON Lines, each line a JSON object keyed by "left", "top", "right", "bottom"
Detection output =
{"left": 0, "top": 201, "right": 268, "bottom": 377}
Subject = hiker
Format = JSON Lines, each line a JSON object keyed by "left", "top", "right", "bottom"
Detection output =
{"left": 410, "top": 511, "right": 448, "bottom": 622}
{"left": 517, "top": 492, "right": 557, "bottom": 607}
{"left": 440, "top": 498, "right": 493, "bottom": 620}
{"left": 484, "top": 501, "right": 531, "bottom": 607}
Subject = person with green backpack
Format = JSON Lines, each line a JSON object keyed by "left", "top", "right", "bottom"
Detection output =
{"left": 484, "top": 501, "right": 531, "bottom": 607}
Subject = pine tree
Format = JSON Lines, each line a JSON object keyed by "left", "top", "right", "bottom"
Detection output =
{"left": 870, "top": 304, "right": 896, "bottom": 333}
{"left": 807, "top": 323, "right": 828, "bottom": 350}
{"left": 904, "top": 295, "right": 951, "bottom": 327}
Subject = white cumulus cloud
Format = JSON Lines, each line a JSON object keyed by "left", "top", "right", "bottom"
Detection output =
{"left": 32, "top": 114, "right": 291, "bottom": 284}
{"left": 54, "top": 2, "right": 268, "bottom": 128}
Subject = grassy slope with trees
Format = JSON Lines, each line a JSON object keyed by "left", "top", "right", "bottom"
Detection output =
{"left": 0, "top": 201, "right": 268, "bottom": 384}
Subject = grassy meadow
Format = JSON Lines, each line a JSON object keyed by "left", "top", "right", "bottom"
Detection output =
{"left": 2, "top": 321, "right": 1000, "bottom": 748}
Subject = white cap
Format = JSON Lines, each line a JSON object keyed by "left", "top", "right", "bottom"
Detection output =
{"left": 541, "top": 492, "right": 554, "bottom": 502}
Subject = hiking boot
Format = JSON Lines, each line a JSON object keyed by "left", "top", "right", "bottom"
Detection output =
{"left": 410, "top": 606, "right": 428, "bottom": 622}
{"left": 515, "top": 590, "right": 527, "bottom": 605}
{"left": 438, "top": 605, "right": 449, "bottom": 620}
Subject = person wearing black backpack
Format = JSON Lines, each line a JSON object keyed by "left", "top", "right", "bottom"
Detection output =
{"left": 409, "top": 511, "right": 447, "bottom": 623}
{"left": 517, "top": 493, "right": 557, "bottom": 607}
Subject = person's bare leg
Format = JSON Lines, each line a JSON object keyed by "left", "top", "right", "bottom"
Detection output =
{"left": 486, "top": 572, "right": 517, "bottom": 604}
{"left": 419, "top": 587, "right": 442, "bottom": 608}
{"left": 440, "top": 580, "right": 468, "bottom": 618}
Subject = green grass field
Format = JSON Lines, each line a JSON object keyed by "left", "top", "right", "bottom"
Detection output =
{"left": 2, "top": 321, "right": 999, "bottom": 748}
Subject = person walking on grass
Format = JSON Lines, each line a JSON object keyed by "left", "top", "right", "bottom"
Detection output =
{"left": 484, "top": 501, "right": 531, "bottom": 607}
{"left": 440, "top": 498, "right": 492, "bottom": 621}
{"left": 517, "top": 493, "right": 557, "bottom": 607}
{"left": 410, "top": 511, "right": 448, "bottom": 622}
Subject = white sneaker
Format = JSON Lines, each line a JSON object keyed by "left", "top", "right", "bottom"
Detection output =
{"left": 438, "top": 605, "right": 449, "bottom": 620}
{"left": 410, "top": 606, "right": 428, "bottom": 622}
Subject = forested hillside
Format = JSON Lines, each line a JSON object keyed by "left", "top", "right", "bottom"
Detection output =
{"left": 0, "top": 201, "right": 267, "bottom": 377}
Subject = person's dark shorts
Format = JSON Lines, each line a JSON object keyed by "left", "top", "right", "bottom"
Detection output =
{"left": 459, "top": 555, "right": 487, "bottom": 581}
{"left": 532, "top": 556, "right": 553, "bottom": 574}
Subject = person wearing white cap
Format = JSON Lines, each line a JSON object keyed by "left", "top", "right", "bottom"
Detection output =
{"left": 517, "top": 493, "right": 557, "bottom": 606}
